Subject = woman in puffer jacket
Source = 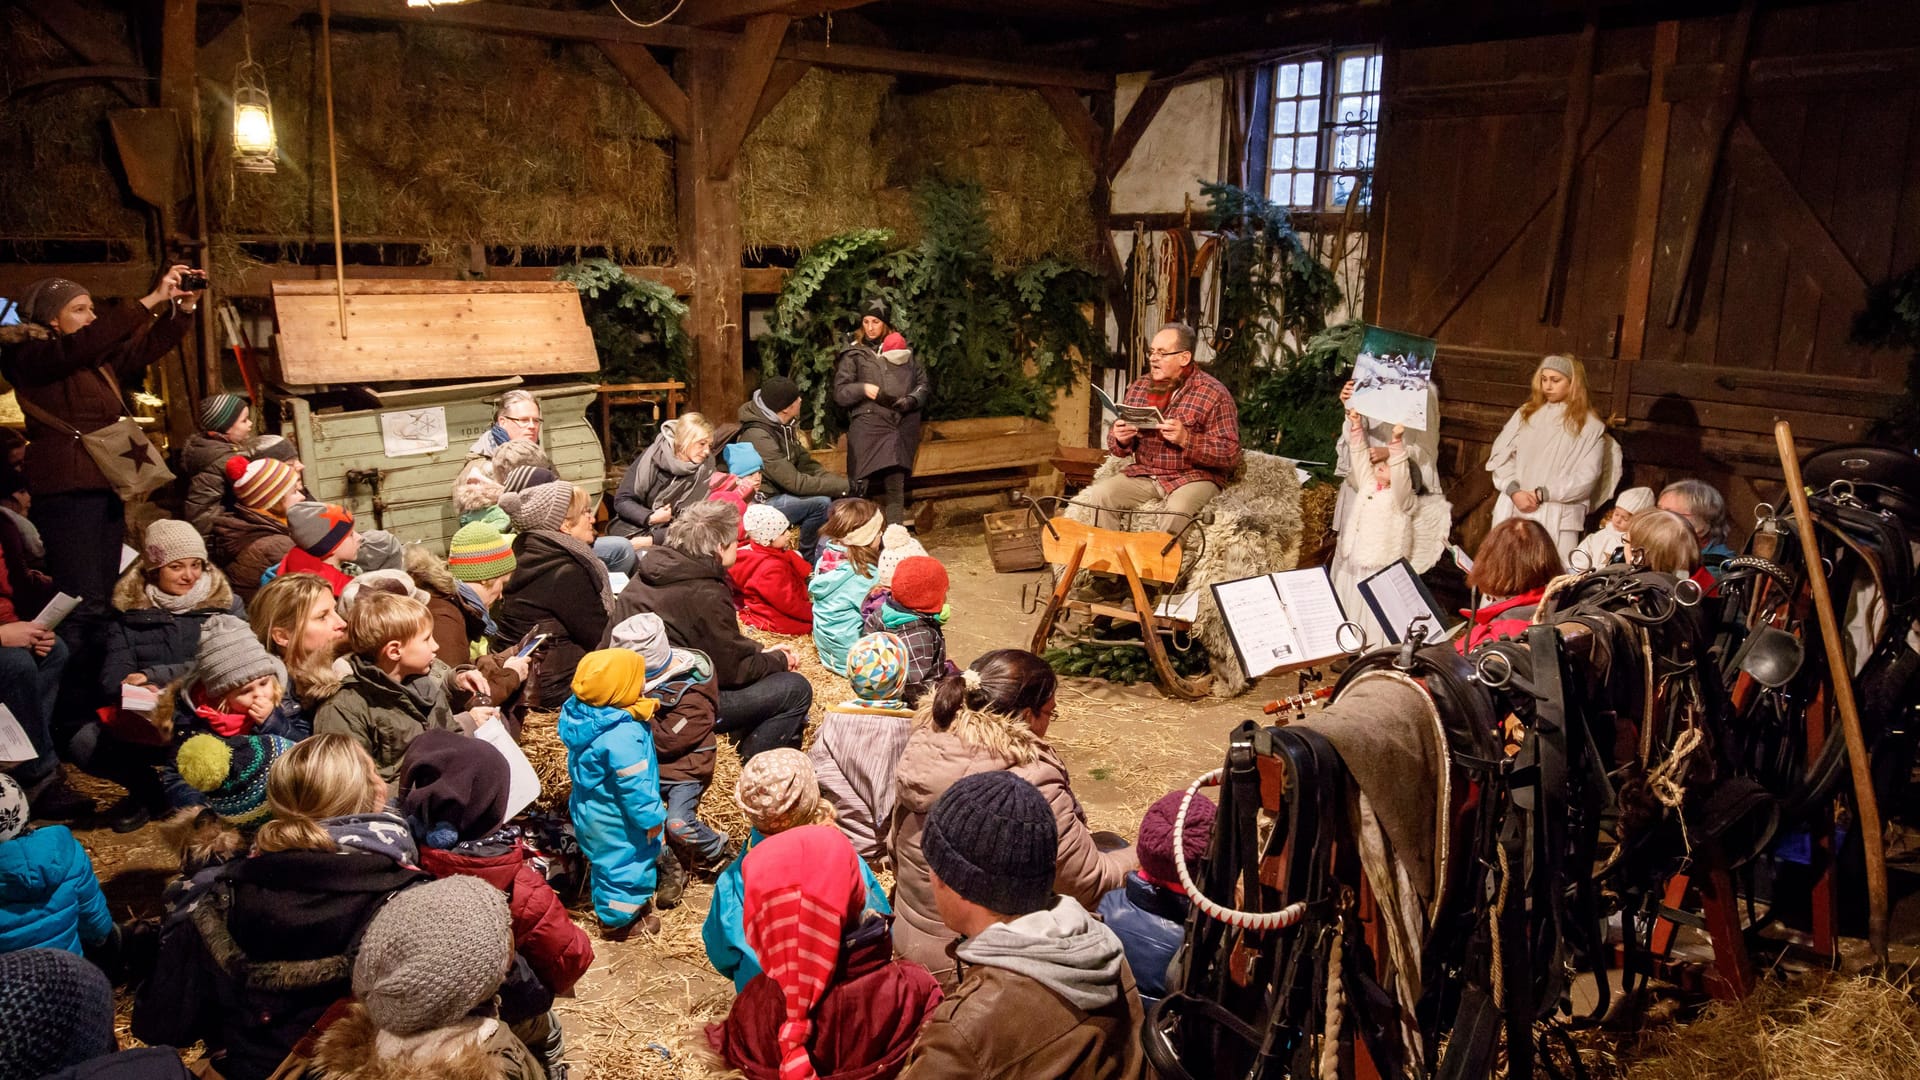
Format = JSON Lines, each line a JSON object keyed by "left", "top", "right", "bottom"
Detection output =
{"left": 889, "top": 648, "right": 1136, "bottom": 988}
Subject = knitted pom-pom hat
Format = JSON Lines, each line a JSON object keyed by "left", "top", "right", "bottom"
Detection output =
{"left": 177, "top": 733, "right": 294, "bottom": 827}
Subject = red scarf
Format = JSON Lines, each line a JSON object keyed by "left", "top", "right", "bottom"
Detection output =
{"left": 741, "top": 826, "right": 866, "bottom": 1080}
{"left": 192, "top": 685, "right": 254, "bottom": 737}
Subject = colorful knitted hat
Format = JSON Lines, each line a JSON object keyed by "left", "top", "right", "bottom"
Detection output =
{"left": 195, "top": 614, "right": 281, "bottom": 698}
{"left": 742, "top": 503, "right": 791, "bottom": 547}
{"left": 143, "top": 518, "right": 207, "bottom": 567}
{"left": 1136, "top": 789, "right": 1215, "bottom": 888}
{"left": 252, "top": 434, "right": 301, "bottom": 463}
{"left": 199, "top": 393, "right": 247, "bottom": 435}
{"left": 923, "top": 770, "right": 1057, "bottom": 916}
{"left": 499, "top": 481, "right": 574, "bottom": 534}
{"left": 889, "top": 555, "right": 949, "bottom": 614}
{"left": 448, "top": 521, "right": 516, "bottom": 582}
{"left": 177, "top": 733, "right": 294, "bottom": 827}
{"left": 287, "top": 501, "right": 355, "bottom": 558}
{"left": 876, "top": 523, "right": 928, "bottom": 587}
{"left": 721, "top": 442, "right": 763, "bottom": 477}
{"left": 229, "top": 455, "right": 301, "bottom": 513}
{"left": 0, "top": 948, "right": 116, "bottom": 1078}
{"left": 733, "top": 748, "right": 826, "bottom": 835}
{"left": 845, "top": 632, "right": 908, "bottom": 706}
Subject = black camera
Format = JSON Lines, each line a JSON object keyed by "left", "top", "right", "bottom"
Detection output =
{"left": 179, "top": 269, "right": 208, "bottom": 292}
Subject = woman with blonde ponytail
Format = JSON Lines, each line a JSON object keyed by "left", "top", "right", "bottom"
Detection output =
{"left": 888, "top": 649, "right": 1137, "bottom": 988}
{"left": 134, "top": 733, "right": 430, "bottom": 1080}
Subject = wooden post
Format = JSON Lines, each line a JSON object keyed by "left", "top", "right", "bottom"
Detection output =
{"left": 678, "top": 48, "right": 746, "bottom": 415}
{"left": 158, "top": 0, "right": 202, "bottom": 445}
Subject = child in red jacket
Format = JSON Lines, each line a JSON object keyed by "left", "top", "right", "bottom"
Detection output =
{"left": 397, "top": 730, "right": 592, "bottom": 1067}
{"left": 731, "top": 503, "right": 813, "bottom": 635}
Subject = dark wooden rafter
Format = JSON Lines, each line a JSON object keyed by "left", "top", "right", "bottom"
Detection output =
{"left": 1038, "top": 86, "right": 1107, "bottom": 172}
{"left": 1105, "top": 80, "right": 1171, "bottom": 180}
{"left": 26, "top": 2, "right": 144, "bottom": 105}
{"left": 683, "top": 0, "right": 875, "bottom": 28}
{"left": 708, "top": 14, "right": 792, "bottom": 179}
{"left": 1538, "top": 16, "right": 1597, "bottom": 323}
{"left": 749, "top": 60, "right": 813, "bottom": 129}
{"left": 1664, "top": 0, "right": 1755, "bottom": 327}
{"left": 598, "top": 42, "right": 690, "bottom": 139}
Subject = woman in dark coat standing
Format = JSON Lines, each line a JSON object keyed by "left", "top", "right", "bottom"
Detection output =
{"left": 832, "top": 299, "right": 928, "bottom": 527}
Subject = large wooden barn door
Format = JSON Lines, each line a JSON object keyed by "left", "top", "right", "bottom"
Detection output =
{"left": 1369, "top": 1, "right": 1920, "bottom": 544}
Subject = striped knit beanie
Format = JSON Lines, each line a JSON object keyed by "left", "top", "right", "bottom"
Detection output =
{"left": 287, "top": 501, "right": 355, "bottom": 558}
{"left": 176, "top": 733, "right": 293, "bottom": 827}
{"left": 502, "top": 465, "right": 557, "bottom": 494}
{"left": 499, "top": 481, "right": 574, "bottom": 534}
{"left": 448, "top": 522, "right": 516, "bottom": 582}
{"left": 229, "top": 455, "right": 301, "bottom": 513}
{"left": 199, "top": 393, "right": 247, "bottom": 435}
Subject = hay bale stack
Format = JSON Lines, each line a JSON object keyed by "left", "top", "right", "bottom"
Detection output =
{"left": 1066, "top": 451, "right": 1306, "bottom": 698}
{"left": 741, "top": 69, "right": 895, "bottom": 252}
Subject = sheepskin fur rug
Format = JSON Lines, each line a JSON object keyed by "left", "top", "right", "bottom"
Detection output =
{"left": 1065, "top": 451, "right": 1307, "bottom": 698}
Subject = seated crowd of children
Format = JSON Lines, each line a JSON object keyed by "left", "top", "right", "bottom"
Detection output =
{"left": 0, "top": 393, "right": 1205, "bottom": 1080}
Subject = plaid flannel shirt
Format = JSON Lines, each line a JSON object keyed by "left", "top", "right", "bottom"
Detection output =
{"left": 1109, "top": 367, "right": 1243, "bottom": 491}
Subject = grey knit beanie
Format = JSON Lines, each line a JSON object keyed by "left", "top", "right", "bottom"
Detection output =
{"left": 142, "top": 518, "right": 207, "bottom": 568}
{"left": 1538, "top": 354, "right": 1575, "bottom": 378}
{"left": 498, "top": 480, "right": 574, "bottom": 533}
{"left": 502, "top": 465, "right": 557, "bottom": 494}
{"left": 353, "top": 876, "right": 513, "bottom": 1036}
{"left": 354, "top": 529, "right": 404, "bottom": 572}
{"left": 195, "top": 614, "right": 280, "bottom": 698}
{"left": 0, "top": 948, "right": 117, "bottom": 1078}
{"left": 923, "top": 770, "right": 1058, "bottom": 916}
{"left": 18, "top": 277, "right": 89, "bottom": 326}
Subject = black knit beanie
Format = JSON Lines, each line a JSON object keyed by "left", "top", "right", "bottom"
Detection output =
{"left": 0, "top": 948, "right": 116, "bottom": 1078}
{"left": 759, "top": 376, "right": 802, "bottom": 413}
{"left": 397, "top": 729, "right": 512, "bottom": 848}
{"left": 923, "top": 770, "right": 1058, "bottom": 916}
{"left": 862, "top": 296, "right": 889, "bottom": 323}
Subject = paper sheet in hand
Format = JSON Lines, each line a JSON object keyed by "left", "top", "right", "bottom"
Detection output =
{"left": 474, "top": 718, "right": 543, "bottom": 822}
{"left": 32, "top": 592, "right": 81, "bottom": 631}
{"left": 0, "top": 705, "right": 36, "bottom": 765}
{"left": 1349, "top": 325, "right": 1437, "bottom": 431}
{"left": 1093, "top": 384, "right": 1164, "bottom": 430}
{"left": 1357, "top": 559, "right": 1456, "bottom": 645}
{"left": 121, "top": 683, "right": 162, "bottom": 714}
{"left": 379, "top": 407, "right": 450, "bottom": 458}
{"left": 1209, "top": 566, "right": 1350, "bottom": 678}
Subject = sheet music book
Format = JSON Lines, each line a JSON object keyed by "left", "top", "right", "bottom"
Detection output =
{"left": 1357, "top": 559, "right": 1457, "bottom": 645}
{"left": 1209, "top": 566, "right": 1350, "bottom": 679}
{"left": 1093, "top": 384, "right": 1165, "bottom": 430}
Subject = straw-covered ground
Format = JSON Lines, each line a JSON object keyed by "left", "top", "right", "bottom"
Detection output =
{"left": 67, "top": 521, "right": 1920, "bottom": 1078}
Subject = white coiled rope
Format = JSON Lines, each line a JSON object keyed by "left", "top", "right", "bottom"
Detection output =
{"left": 1173, "top": 768, "right": 1310, "bottom": 931}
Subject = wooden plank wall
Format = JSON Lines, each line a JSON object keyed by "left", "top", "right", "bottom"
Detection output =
{"left": 1370, "top": 0, "right": 1919, "bottom": 549}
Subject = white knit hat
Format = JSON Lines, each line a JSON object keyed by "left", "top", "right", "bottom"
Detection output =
{"left": 0, "top": 774, "right": 27, "bottom": 843}
{"left": 142, "top": 519, "right": 207, "bottom": 567}
{"left": 875, "top": 524, "right": 928, "bottom": 588}
{"left": 742, "top": 503, "right": 791, "bottom": 547}
{"left": 1615, "top": 487, "right": 1656, "bottom": 515}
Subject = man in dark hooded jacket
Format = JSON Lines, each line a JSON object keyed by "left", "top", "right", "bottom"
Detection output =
{"left": 734, "top": 375, "right": 848, "bottom": 561}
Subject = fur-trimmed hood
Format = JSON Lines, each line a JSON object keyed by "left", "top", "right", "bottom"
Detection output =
{"left": 453, "top": 467, "right": 505, "bottom": 516}
{"left": 111, "top": 562, "right": 236, "bottom": 614}
{"left": 311, "top": 1007, "right": 539, "bottom": 1080}
{"left": 893, "top": 706, "right": 1043, "bottom": 819}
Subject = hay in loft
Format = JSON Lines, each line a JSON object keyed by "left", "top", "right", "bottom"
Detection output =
{"left": 884, "top": 84, "right": 1097, "bottom": 265}
{"left": 0, "top": 10, "right": 147, "bottom": 245}
{"left": 206, "top": 22, "right": 676, "bottom": 276}
{"left": 740, "top": 69, "right": 895, "bottom": 253}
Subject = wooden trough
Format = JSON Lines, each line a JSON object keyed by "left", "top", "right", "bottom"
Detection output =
{"left": 808, "top": 415, "right": 1060, "bottom": 501}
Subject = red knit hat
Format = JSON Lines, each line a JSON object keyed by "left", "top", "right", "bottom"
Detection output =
{"left": 1137, "top": 789, "right": 1216, "bottom": 889}
{"left": 889, "top": 555, "right": 948, "bottom": 614}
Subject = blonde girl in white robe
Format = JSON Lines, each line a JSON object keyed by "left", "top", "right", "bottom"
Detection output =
{"left": 1487, "top": 355, "right": 1609, "bottom": 562}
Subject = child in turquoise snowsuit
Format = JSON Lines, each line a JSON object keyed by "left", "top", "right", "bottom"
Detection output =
{"left": 558, "top": 648, "right": 668, "bottom": 936}
{"left": 808, "top": 499, "right": 885, "bottom": 675}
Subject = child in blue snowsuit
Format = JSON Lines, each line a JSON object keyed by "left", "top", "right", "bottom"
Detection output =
{"left": 558, "top": 648, "right": 669, "bottom": 939}
{"left": 0, "top": 774, "right": 115, "bottom": 956}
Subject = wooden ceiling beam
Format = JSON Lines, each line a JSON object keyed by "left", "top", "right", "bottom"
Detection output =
{"left": 598, "top": 42, "right": 690, "bottom": 140}
{"left": 708, "top": 14, "right": 791, "bottom": 179}
{"left": 25, "top": 2, "right": 145, "bottom": 105}
{"left": 211, "top": 0, "right": 1111, "bottom": 90}
{"left": 683, "top": 0, "right": 875, "bottom": 28}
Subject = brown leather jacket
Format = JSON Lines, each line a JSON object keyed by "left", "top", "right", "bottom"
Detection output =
{"left": 898, "top": 961, "right": 1145, "bottom": 1080}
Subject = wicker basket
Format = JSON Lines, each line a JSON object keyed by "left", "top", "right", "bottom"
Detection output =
{"left": 984, "top": 508, "right": 1047, "bottom": 573}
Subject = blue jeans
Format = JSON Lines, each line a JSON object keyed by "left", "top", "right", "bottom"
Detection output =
{"left": 593, "top": 535, "right": 638, "bottom": 576}
{"left": 764, "top": 494, "right": 832, "bottom": 562}
{"left": 661, "top": 780, "right": 729, "bottom": 863}
{"left": 716, "top": 671, "right": 811, "bottom": 761}
{"left": 0, "top": 638, "right": 69, "bottom": 786}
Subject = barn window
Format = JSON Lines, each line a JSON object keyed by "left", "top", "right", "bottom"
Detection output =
{"left": 1265, "top": 46, "right": 1382, "bottom": 211}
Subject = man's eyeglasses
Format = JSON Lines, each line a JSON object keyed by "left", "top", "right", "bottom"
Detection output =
{"left": 503, "top": 414, "right": 543, "bottom": 428}
{"left": 1148, "top": 348, "right": 1191, "bottom": 359}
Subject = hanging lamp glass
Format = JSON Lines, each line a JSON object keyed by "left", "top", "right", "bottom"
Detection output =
{"left": 233, "top": 59, "right": 277, "bottom": 173}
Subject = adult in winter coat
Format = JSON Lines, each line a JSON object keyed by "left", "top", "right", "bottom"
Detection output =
{"left": 735, "top": 377, "right": 850, "bottom": 560}
{"left": 604, "top": 501, "right": 812, "bottom": 761}
{"left": 491, "top": 482, "right": 614, "bottom": 708}
{"left": 133, "top": 735, "right": 433, "bottom": 1080}
{"left": 708, "top": 826, "right": 942, "bottom": 1080}
{"left": 101, "top": 520, "right": 246, "bottom": 694}
{"left": 178, "top": 393, "right": 254, "bottom": 534}
{"left": 1486, "top": 354, "right": 1614, "bottom": 561}
{"left": 610, "top": 414, "right": 718, "bottom": 543}
{"left": 0, "top": 269, "right": 200, "bottom": 640}
{"left": 891, "top": 651, "right": 1137, "bottom": 987}
{"left": 832, "top": 300, "right": 929, "bottom": 526}
{"left": 0, "top": 774, "right": 116, "bottom": 955}
{"left": 451, "top": 390, "right": 547, "bottom": 529}
{"left": 1456, "top": 519, "right": 1564, "bottom": 653}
